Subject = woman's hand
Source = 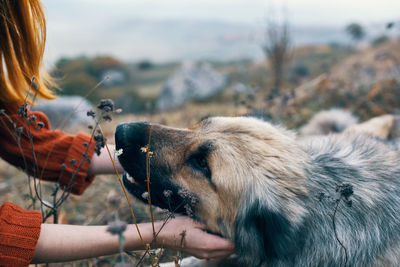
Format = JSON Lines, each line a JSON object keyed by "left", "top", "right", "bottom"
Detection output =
{"left": 154, "top": 216, "right": 235, "bottom": 259}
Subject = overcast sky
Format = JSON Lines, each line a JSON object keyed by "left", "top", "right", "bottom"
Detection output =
{"left": 42, "top": 0, "right": 399, "bottom": 25}
{"left": 41, "top": 0, "right": 400, "bottom": 63}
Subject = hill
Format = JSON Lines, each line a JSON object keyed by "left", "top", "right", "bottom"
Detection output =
{"left": 290, "top": 39, "right": 400, "bottom": 127}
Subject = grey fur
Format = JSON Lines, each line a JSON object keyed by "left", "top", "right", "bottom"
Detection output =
{"left": 116, "top": 117, "right": 400, "bottom": 267}
{"left": 236, "top": 132, "right": 400, "bottom": 266}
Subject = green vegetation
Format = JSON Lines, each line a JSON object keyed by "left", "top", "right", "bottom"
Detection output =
{"left": 51, "top": 44, "right": 355, "bottom": 118}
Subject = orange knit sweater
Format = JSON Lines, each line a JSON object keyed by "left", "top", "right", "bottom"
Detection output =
{"left": 0, "top": 102, "right": 97, "bottom": 266}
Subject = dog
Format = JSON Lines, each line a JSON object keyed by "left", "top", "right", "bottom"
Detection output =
{"left": 299, "top": 108, "right": 359, "bottom": 136}
{"left": 115, "top": 116, "right": 400, "bottom": 266}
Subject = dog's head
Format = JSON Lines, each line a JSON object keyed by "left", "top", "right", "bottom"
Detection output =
{"left": 115, "top": 117, "right": 309, "bottom": 263}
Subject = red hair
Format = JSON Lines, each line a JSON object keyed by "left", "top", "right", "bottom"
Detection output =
{"left": 0, "top": 0, "right": 56, "bottom": 104}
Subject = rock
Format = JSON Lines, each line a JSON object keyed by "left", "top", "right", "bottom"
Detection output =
{"left": 156, "top": 61, "right": 227, "bottom": 110}
{"left": 232, "top": 82, "right": 253, "bottom": 94}
{"left": 31, "top": 95, "right": 94, "bottom": 129}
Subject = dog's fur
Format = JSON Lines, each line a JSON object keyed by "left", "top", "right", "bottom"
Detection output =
{"left": 300, "top": 109, "right": 359, "bottom": 136}
{"left": 115, "top": 116, "right": 400, "bottom": 266}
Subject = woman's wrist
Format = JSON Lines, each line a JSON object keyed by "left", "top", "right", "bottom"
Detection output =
{"left": 87, "top": 145, "right": 124, "bottom": 175}
{"left": 125, "top": 221, "right": 164, "bottom": 250}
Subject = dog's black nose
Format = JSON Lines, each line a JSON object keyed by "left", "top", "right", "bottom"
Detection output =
{"left": 115, "top": 122, "right": 151, "bottom": 173}
{"left": 115, "top": 122, "right": 150, "bottom": 151}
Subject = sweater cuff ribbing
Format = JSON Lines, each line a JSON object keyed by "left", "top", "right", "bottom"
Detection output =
{"left": 58, "top": 132, "right": 96, "bottom": 195}
{"left": 0, "top": 203, "right": 42, "bottom": 266}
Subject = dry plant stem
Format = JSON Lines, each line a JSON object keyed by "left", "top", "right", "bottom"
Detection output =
{"left": 20, "top": 129, "right": 53, "bottom": 211}
{"left": 0, "top": 112, "right": 36, "bottom": 208}
{"left": 176, "top": 230, "right": 186, "bottom": 264}
{"left": 37, "top": 76, "right": 109, "bottom": 181}
{"left": 53, "top": 76, "right": 110, "bottom": 130}
{"left": 15, "top": 133, "right": 35, "bottom": 205}
{"left": 26, "top": 119, "right": 46, "bottom": 214}
{"left": 97, "top": 125, "right": 145, "bottom": 246}
{"left": 135, "top": 202, "right": 185, "bottom": 267}
{"left": 57, "top": 121, "right": 99, "bottom": 202}
{"left": 155, "top": 242, "right": 164, "bottom": 266}
{"left": 332, "top": 198, "right": 348, "bottom": 267}
{"left": 52, "top": 185, "right": 60, "bottom": 224}
{"left": 51, "top": 118, "right": 102, "bottom": 213}
{"left": 145, "top": 124, "right": 156, "bottom": 238}
{"left": 24, "top": 87, "right": 46, "bottom": 212}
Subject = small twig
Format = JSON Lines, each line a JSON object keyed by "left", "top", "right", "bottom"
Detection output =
{"left": 155, "top": 241, "right": 165, "bottom": 266}
{"left": 331, "top": 197, "right": 349, "bottom": 267}
{"left": 145, "top": 124, "right": 156, "bottom": 238}
{"left": 135, "top": 202, "right": 185, "bottom": 267}
{"left": 37, "top": 76, "right": 109, "bottom": 182}
{"left": 97, "top": 125, "right": 145, "bottom": 246}
{"left": 52, "top": 184, "right": 60, "bottom": 224}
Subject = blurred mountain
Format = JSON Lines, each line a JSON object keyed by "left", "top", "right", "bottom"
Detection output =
{"left": 47, "top": 19, "right": 356, "bottom": 63}
{"left": 107, "top": 19, "right": 352, "bottom": 61}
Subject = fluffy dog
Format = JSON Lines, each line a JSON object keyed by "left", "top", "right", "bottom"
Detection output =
{"left": 115, "top": 116, "right": 400, "bottom": 266}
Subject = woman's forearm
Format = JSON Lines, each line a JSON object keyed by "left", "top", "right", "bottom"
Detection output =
{"left": 32, "top": 222, "right": 154, "bottom": 263}
{"left": 87, "top": 145, "right": 124, "bottom": 175}
{"left": 32, "top": 217, "right": 234, "bottom": 264}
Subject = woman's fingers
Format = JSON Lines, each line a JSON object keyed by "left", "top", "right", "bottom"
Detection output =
{"left": 157, "top": 216, "right": 235, "bottom": 259}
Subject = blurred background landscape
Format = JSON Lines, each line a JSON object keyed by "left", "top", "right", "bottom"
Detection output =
{"left": 37, "top": 0, "right": 400, "bottom": 128}
{"left": 1, "top": 0, "right": 400, "bottom": 265}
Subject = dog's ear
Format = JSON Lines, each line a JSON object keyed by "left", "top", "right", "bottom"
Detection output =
{"left": 234, "top": 198, "right": 298, "bottom": 265}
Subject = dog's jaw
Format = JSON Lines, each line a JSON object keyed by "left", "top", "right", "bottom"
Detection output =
{"left": 122, "top": 171, "right": 201, "bottom": 218}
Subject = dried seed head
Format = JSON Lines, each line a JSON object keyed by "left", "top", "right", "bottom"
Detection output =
{"left": 87, "top": 110, "right": 96, "bottom": 118}
{"left": 17, "top": 103, "right": 28, "bottom": 118}
{"left": 31, "top": 81, "right": 39, "bottom": 91}
{"left": 97, "top": 99, "right": 114, "bottom": 112}
{"left": 336, "top": 183, "right": 354, "bottom": 199}
{"left": 30, "top": 76, "right": 39, "bottom": 91}
{"left": 141, "top": 191, "right": 149, "bottom": 200}
{"left": 125, "top": 172, "right": 135, "bottom": 183}
{"left": 107, "top": 220, "right": 127, "bottom": 235}
{"left": 336, "top": 183, "right": 354, "bottom": 207}
{"left": 36, "top": 121, "right": 45, "bottom": 129}
{"left": 115, "top": 148, "right": 123, "bottom": 156}
{"left": 184, "top": 204, "right": 194, "bottom": 217}
{"left": 107, "top": 190, "right": 121, "bottom": 208}
{"left": 178, "top": 188, "right": 199, "bottom": 207}
{"left": 16, "top": 127, "right": 23, "bottom": 135}
{"left": 102, "top": 115, "right": 112, "bottom": 121}
{"left": 94, "top": 133, "right": 106, "bottom": 156}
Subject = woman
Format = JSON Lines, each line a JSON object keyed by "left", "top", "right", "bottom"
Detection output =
{"left": 0, "top": 1, "right": 234, "bottom": 265}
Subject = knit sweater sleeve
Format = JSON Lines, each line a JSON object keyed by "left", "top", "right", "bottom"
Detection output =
{"left": 0, "top": 102, "right": 97, "bottom": 195}
{"left": 0, "top": 202, "right": 42, "bottom": 266}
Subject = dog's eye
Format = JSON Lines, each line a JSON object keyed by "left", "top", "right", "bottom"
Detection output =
{"left": 196, "top": 156, "right": 208, "bottom": 169}
{"left": 189, "top": 154, "right": 211, "bottom": 178}
{"left": 198, "top": 158, "right": 208, "bottom": 168}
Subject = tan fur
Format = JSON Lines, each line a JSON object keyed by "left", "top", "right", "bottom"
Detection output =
{"left": 117, "top": 114, "right": 400, "bottom": 266}
{"left": 155, "top": 117, "right": 310, "bottom": 236}
{"left": 153, "top": 115, "right": 398, "bottom": 236}
{"left": 345, "top": 114, "right": 394, "bottom": 139}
